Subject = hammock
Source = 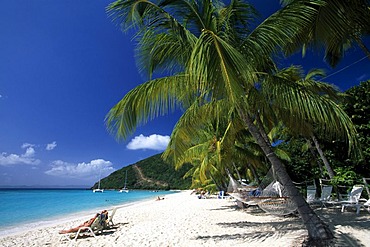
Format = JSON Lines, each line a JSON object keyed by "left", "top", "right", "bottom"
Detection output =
{"left": 227, "top": 175, "right": 260, "bottom": 206}
{"left": 257, "top": 180, "right": 297, "bottom": 216}
{"left": 228, "top": 168, "right": 297, "bottom": 215}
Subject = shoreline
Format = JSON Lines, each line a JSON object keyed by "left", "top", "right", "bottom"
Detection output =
{"left": 0, "top": 190, "right": 173, "bottom": 238}
{"left": 1, "top": 191, "right": 369, "bottom": 246}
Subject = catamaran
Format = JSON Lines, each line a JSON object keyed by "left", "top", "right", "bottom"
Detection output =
{"left": 93, "top": 172, "right": 104, "bottom": 193}
{"left": 119, "top": 170, "right": 129, "bottom": 193}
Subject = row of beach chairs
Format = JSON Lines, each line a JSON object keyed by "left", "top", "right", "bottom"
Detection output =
{"left": 300, "top": 178, "right": 370, "bottom": 214}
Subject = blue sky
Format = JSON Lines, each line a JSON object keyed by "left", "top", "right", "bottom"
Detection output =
{"left": 0, "top": 0, "right": 369, "bottom": 188}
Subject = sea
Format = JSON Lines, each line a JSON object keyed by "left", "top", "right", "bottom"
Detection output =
{"left": 0, "top": 188, "right": 177, "bottom": 237}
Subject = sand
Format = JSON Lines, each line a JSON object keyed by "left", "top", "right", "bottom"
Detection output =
{"left": 0, "top": 191, "right": 369, "bottom": 247}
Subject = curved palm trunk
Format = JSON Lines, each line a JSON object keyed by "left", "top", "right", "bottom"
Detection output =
{"left": 241, "top": 112, "right": 334, "bottom": 242}
{"left": 307, "top": 139, "right": 324, "bottom": 175}
{"left": 311, "top": 135, "right": 335, "bottom": 180}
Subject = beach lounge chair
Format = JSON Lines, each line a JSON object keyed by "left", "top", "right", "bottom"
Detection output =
{"left": 363, "top": 177, "right": 370, "bottom": 198}
{"left": 107, "top": 207, "right": 117, "bottom": 227}
{"left": 319, "top": 185, "right": 334, "bottom": 207}
{"left": 363, "top": 199, "right": 370, "bottom": 213}
{"left": 59, "top": 221, "right": 97, "bottom": 246}
{"left": 59, "top": 211, "right": 108, "bottom": 245}
{"left": 306, "top": 185, "right": 317, "bottom": 203}
{"left": 341, "top": 185, "right": 364, "bottom": 214}
{"left": 306, "top": 183, "right": 333, "bottom": 208}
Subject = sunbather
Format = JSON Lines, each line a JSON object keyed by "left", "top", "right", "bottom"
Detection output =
{"left": 59, "top": 210, "right": 108, "bottom": 234}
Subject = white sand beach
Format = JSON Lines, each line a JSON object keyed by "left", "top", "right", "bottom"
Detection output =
{"left": 1, "top": 191, "right": 369, "bottom": 247}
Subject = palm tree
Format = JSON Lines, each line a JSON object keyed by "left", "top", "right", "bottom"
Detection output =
{"left": 164, "top": 100, "right": 291, "bottom": 188}
{"left": 105, "top": 0, "right": 337, "bottom": 242}
{"left": 263, "top": 67, "right": 360, "bottom": 180}
{"left": 162, "top": 102, "right": 261, "bottom": 190}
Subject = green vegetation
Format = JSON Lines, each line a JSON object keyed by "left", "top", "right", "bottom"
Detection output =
{"left": 104, "top": 0, "right": 370, "bottom": 244}
{"left": 92, "top": 153, "right": 192, "bottom": 190}
{"left": 278, "top": 80, "right": 370, "bottom": 187}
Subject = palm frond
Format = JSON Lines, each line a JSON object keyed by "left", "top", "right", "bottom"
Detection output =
{"left": 261, "top": 66, "right": 360, "bottom": 154}
{"left": 105, "top": 74, "right": 186, "bottom": 139}
{"left": 242, "top": 0, "right": 322, "bottom": 64}
{"left": 188, "top": 30, "right": 255, "bottom": 104}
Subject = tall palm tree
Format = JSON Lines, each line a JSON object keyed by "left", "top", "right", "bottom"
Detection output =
{"left": 105, "top": 0, "right": 337, "bottom": 242}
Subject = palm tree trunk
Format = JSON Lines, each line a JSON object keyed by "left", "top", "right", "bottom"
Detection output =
{"left": 232, "top": 162, "right": 243, "bottom": 183}
{"left": 311, "top": 135, "right": 335, "bottom": 180}
{"left": 240, "top": 111, "right": 334, "bottom": 242}
{"left": 307, "top": 139, "right": 324, "bottom": 175}
{"left": 248, "top": 163, "right": 261, "bottom": 184}
{"left": 256, "top": 115, "right": 271, "bottom": 144}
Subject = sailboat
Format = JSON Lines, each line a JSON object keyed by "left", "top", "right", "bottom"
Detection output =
{"left": 93, "top": 171, "right": 104, "bottom": 193}
{"left": 119, "top": 170, "right": 129, "bottom": 193}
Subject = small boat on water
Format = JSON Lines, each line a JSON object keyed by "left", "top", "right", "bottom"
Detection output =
{"left": 119, "top": 170, "right": 129, "bottom": 193}
{"left": 93, "top": 172, "right": 104, "bottom": 193}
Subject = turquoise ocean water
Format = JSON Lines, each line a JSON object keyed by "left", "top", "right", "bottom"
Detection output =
{"left": 0, "top": 189, "right": 176, "bottom": 236}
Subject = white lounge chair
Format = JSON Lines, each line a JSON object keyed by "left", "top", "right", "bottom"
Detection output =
{"left": 59, "top": 217, "right": 99, "bottom": 246}
{"left": 306, "top": 185, "right": 316, "bottom": 203}
{"left": 59, "top": 211, "right": 108, "bottom": 245}
{"left": 319, "top": 185, "right": 334, "bottom": 207}
{"left": 107, "top": 207, "right": 117, "bottom": 227}
{"left": 363, "top": 199, "right": 370, "bottom": 213}
{"left": 307, "top": 184, "right": 333, "bottom": 208}
{"left": 363, "top": 177, "right": 370, "bottom": 198}
{"left": 341, "top": 185, "right": 364, "bottom": 214}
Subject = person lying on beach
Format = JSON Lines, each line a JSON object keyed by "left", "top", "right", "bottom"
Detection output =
{"left": 59, "top": 210, "right": 108, "bottom": 234}
{"left": 156, "top": 196, "right": 164, "bottom": 201}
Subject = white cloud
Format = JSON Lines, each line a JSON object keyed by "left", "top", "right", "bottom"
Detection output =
{"left": 0, "top": 143, "right": 40, "bottom": 166}
{"left": 21, "top": 143, "right": 34, "bottom": 149}
{"left": 45, "top": 159, "right": 115, "bottom": 179}
{"left": 126, "top": 134, "right": 170, "bottom": 151}
{"left": 23, "top": 146, "right": 36, "bottom": 157}
{"left": 46, "top": 141, "right": 57, "bottom": 151}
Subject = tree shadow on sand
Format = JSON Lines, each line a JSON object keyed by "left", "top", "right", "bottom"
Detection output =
{"left": 211, "top": 204, "right": 267, "bottom": 216}
{"left": 315, "top": 209, "right": 370, "bottom": 247}
{"left": 200, "top": 204, "right": 369, "bottom": 246}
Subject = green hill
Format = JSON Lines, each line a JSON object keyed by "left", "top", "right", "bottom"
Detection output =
{"left": 92, "top": 153, "right": 192, "bottom": 190}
